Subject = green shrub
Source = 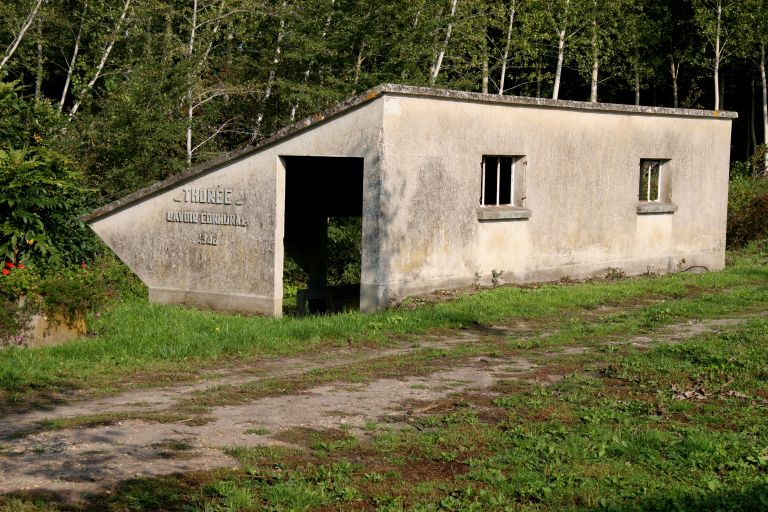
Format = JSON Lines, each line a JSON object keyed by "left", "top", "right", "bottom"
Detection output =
{"left": 0, "top": 81, "right": 99, "bottom": 267}
{"left": 727, "top": 174, "right": 768, "bottom": 248}
{"left": 0, "top": 261, "right": 39, "bottom": 343}
{"left": 37, "top": 255, "right": 145, "bottom": 325}
{"left": 0, "top": 253, "right": 144, "bottom": 342}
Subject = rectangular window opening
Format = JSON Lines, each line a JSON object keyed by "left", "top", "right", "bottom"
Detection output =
{"left": 639, "top": 159, "right": 662, "bottom": 202}
{"left": 481, "top": 155, "right": 525, "bottom": 207}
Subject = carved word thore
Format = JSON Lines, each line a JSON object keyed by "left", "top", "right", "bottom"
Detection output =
{"left": 183, "top": 187, "right": 233, "bottom": 205}
{"left": 165, "top": 187, "right": 248, "bottom": 240}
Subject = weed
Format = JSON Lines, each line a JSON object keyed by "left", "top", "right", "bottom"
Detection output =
{"left": 244, "top": 427, "right": 270, "bottom": 436}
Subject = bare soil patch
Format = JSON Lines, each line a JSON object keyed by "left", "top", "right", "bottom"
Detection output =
{"left": 0, "top": 313, "right": 759, "bottom": 499}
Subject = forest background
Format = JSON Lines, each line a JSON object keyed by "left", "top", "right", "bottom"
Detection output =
{"left": 2, "top": 0, "right": 768, "bottom": 335}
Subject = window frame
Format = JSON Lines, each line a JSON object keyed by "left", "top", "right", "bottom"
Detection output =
{"left": 480, "top": 155, "right": 525, "bottom": 207}
{"left": 636, "top": 158, "right": 676, "bottom": 214}
{"left": 477, "top": 154, "right": 531, "bottom": 220}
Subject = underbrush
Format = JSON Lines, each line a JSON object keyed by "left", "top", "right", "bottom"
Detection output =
{"left": 0, "top": 253, "right": 144, "bottom": 346}
{"left": 0, "top": 247, "right": 766, "bottom": 402}
{"left": 4, "top": 314, "right": 767, "bottom": 511}
{"left": 727, "top": 174, "right": 768, "bottom": 248}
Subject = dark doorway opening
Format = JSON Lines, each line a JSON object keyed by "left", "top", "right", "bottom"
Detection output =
{"left": 282, "top": 156, "right": 363, "bottom": 315}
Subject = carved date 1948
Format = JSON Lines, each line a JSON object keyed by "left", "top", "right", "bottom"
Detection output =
{"left": 197, "top": 232, "right": 219, "bottom": 246}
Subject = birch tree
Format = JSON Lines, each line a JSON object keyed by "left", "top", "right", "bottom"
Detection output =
{"left": 59, "top": 0, "right": 89, "bottom": 111}
{"left": 254, "top": 0, "right": 287, "bottom": 138}
{"left": 694, "top": 0, "right": 739, "bottom": 110}
{"left": 746, "top": 0, "right": 768, "bottom": 172}
{"left": 498, "top": 0, "right": 519, "bottom": 95}
{"left": 69, "top": 0, "right": 133, "bottom": 117}
{"left": 549, "top": 0, "right": 572, "bottom": 100}
{"left": 429, "top": 0, "right": 459, "bottom": 86}
{"left": 0, "top": 0, "right": 43, "bottom": 73}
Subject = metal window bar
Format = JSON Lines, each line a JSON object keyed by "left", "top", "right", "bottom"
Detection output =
{"left": 481, "top": 158, "right": 485, "bottom": 205}
{"left": 496, "top": 158, "right": 501, "bottom": 205}
{"left": 510, "top": 158, "right": 516, "bottom": 206}
{"left": 482, "top": 156, "right": 519, "bottom": 206}
{"left": 640, "top": 160, "right": 661, "bottom": 202}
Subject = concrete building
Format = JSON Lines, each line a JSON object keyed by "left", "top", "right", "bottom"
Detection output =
{"left": 82, "top": 84, "right": 736, "bottom": 317}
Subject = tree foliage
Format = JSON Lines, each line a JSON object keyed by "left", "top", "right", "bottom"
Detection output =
{"left": 0, "top": 0, "right": 765, "bottom": 205}
{"left": 0, "top": 82, "right": 96, "bottom": 266}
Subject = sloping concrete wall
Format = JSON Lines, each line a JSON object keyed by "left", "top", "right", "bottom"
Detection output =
{"left": 375, "top": 94, "right": 732, "bottom": 304}
{"left": 89, "top": 99, "right": 384, "bottom": 316}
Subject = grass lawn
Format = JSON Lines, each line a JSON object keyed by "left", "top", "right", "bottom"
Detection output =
{"left": 1, "top": 248, "right": 767, "bottom": 510}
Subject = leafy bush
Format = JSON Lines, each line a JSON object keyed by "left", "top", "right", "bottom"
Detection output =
{"left": 0, "top": 261, "right": 39, "bottom": 343}
{"left": 0, "top": 82, "right": 99, "bottom": 267}
{"left": 0, "top": 254, "right": 145, "bottom": 344}
{"left": 36, "top": 255, "right": 145, "bottom": 326}
{"left": 727, "top": 174, "right": 768, "bottom": 248}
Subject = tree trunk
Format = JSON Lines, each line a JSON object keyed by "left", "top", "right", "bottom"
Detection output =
{"left": 750, "top": 80, "right": 757, "bottom": 157}
{"left": 634, "top": 48, "right": 640, "bottom": 106}
{"left": 60, "top": 0, "right": 87, "bottom": 112}
{"left": 255, "top": 1, "right": 286, "bottom": 138}
{"left": 670, "top": 59, "right": 679, "bottom": 108}
{"left": 553, "top": 29, "right": 566, "bottom": 100}
{"left": 498, "top": 0, "right": 516, "bottom": 95}
{"left": 291, "top": 0, "right": 335, "bottom": 122}
{"left": 353, "top": 45, "right": 364, "bottom": 85}
{"left": 69, "top": 0, "right": 131, "bottom": 118}
{"left": 481, "top": 28, "right": 488, "bottom": 94}
{"left": 552, "top": 0, "right": 569, "bottom": 100}
{"left": 34, "top": 17, "right": 43, "bottom": 101}
{"left": 589, "top": 1, "right": 598, "bottom": 103}
{"left": 761, "top": 46, "right": 768, "bottom": 171}
{"left": 186, "top": 0, "right": 198, "bottom": 165}
{"left": 0, "top": 0, "right": 44, "bottom": 72}
{"left": 429, "top": 0, "right": 458, "bottom": 86}
{"left": 713, "top": 0, "right": 722, "bottom": 110}
{"left": 536, "top": 52, "right": 542, "bottom": 97}
{"left": 634, "top": 64, "right": 640, "bottom": 106}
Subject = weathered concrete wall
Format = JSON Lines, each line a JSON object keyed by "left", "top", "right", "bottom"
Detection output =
{"left": 89, "top": 100, "right": 384, "bottom": 316}
{"left": 86, "top": 85, "right": 733, "bottom": 316}
{"left": 375, "top": 94, "right": 732, "bottom": 304}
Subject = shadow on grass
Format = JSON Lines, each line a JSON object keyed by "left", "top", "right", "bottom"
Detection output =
{"left": 4, "top": 475, "right": 768, "bottom": 511}
{"left": 579, "top": 483, "right": 768, "bottom": 512}
{"left": 1, "top": 471, "right": 217, "bottom": 512}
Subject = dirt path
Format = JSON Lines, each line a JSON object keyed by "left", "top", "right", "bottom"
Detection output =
{"left": 0, "top": 315, "right": 757, "bottom": 498}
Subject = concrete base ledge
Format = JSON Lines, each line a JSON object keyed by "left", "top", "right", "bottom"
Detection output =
{"left": 477, "top": 206, "right": 532, "bottom": 221}
{"left": 149, "top": 288, "right": 280, "bottom": 316}
{"left": 362, "top": 251, "right": 724, "bottom": 311}
{"left": 636, "top": 202, "right": 677, "bottom": 214}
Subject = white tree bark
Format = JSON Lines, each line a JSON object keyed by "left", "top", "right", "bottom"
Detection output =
{"left": 59, "top": 0, "right": 88, "bottom": 112}
{"left": 254, "top": 1, "right": 286, "bottom": 138}
{"left": 589, "top": 0, "right": 598, "bottom": 103}
{"left": 290, "top": 0, "right": 335, "bottom": 122}
{"left": 498, "top": 0, "right": 517, "bottom": 95}
{"left": 34, "top": 17, "right": 43, "bottom": 101}
{"left": 761, "top": 45, "right": 768, "bottom": 172}
{"left": 552, "top": 0, "right": 569, "bottom": 100}
{"left": 0, "top": 0, "right": 44, "bottom": 72}
{"left": 713, "top": 0, "right": 722, "bottom": 110}
{"left": 186, "top": 0, "right": 199, "bottom": 164}
{"left": 186, "top": 0, "right": 227, "bottom": 163}
{"left": 635, "top": 51, "right": 640, "bottom": 105}
{"left": 429, "top": 0, "right": 458, "bottom": 86}
{"left": 69, "top": 0, "right": 132, "bottom": 118}
{"left": 670, "top": 59, "right": 679, "bottom": 108}
{"left": 353, "top": 44, "right": 364, "bottom": 85}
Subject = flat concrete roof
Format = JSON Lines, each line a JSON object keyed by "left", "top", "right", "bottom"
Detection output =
{"left": 81, "top": 84, "right": 737, "bottom": 223}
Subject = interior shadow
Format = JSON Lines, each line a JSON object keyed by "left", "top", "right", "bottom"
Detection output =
{"left": 282, "top": 156, "right": 363, "bottom": 316}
